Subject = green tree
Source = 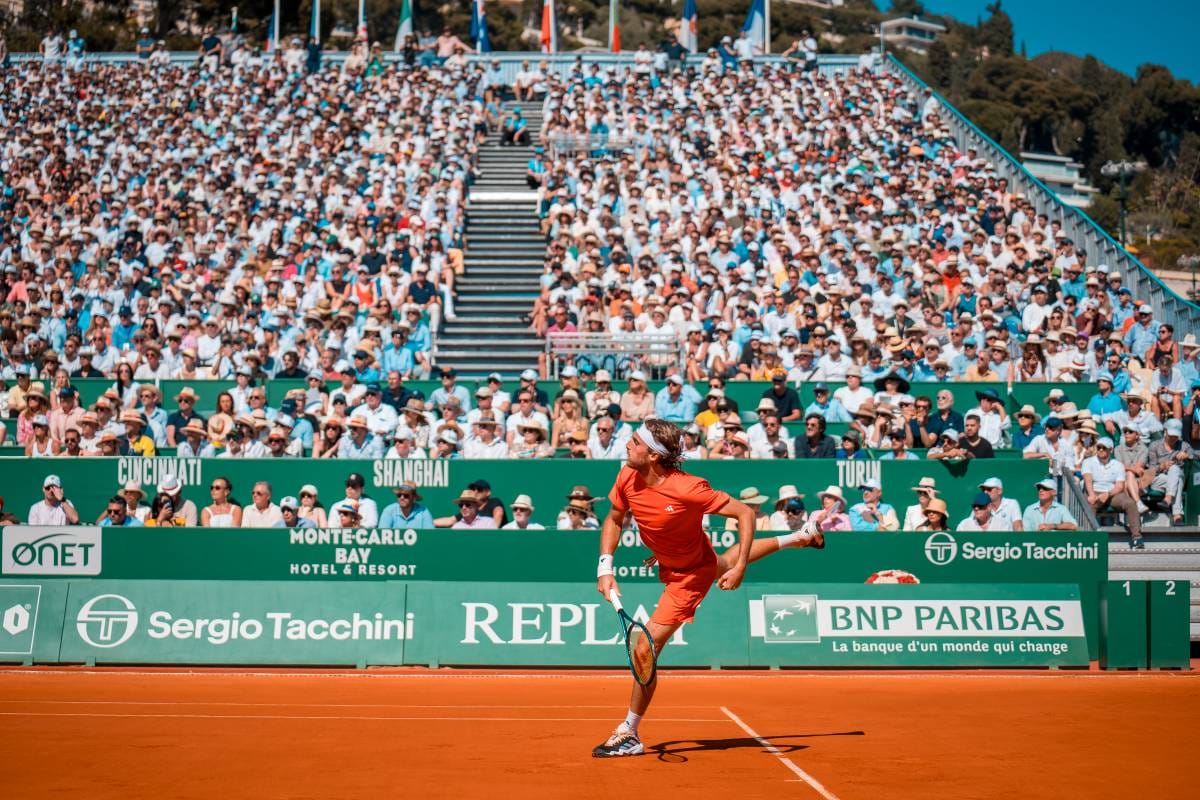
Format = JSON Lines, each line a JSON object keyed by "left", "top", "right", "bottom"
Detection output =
{"left": 926, "top": 39, "right": 952, "bottom": 87}
{"left": 978, "top": 1, "right": 1012, "bottom": 57}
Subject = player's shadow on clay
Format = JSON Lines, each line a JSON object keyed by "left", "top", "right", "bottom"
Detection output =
{"left": 650, "top": 731, "right": 865, "bottom": 764}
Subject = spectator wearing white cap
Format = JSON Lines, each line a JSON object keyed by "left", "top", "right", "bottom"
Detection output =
{"left": 585, "top": 370, "right": 621, "bottom": 419}
{"left": 156, "top": 475, "right": 198, "bottom": 526}
{"left": 1144, "top": 419, "right": 1194, "bottom": 524}
{"left": 849, "top": 479, "right": 899, "bottom": 532}
{"left": 275, "top": 496, "right": 316, "bottom": 528}
{"left": 24, "top": 413, "right": 59, "bottom": 457}
{"left": 978, "top": 477, "right": 1024, "bottom": 531}
{"left": 1022, "top": 479, "right": 1078, "bottom": 531}
{"left": 1124, "top": 304, "right": 1159, "bottom": 360}
{"left": 241, "top": 481, "right": 283, "bottom": 528}
{"left": 502, "top": 495, "right": 544, "bottom": 530}
{"left": 619, "top": 371, "right": 655, "bottom": 422}
{"left": 1081, "top": 436, "right": 1144, "bottom": 547}
{"left": 28, "top": 474, "right": 79, "bottom": 525}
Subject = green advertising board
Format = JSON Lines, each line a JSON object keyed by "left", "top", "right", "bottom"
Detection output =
{"left": 1, "top": 526, "right": 1107, "bottom": 660}
{"left": 745, "top": 583, "right": 1088, "bottom": 667}
{"left": 0, "top": 456, "right": 1052, "bottom": 534}
{"left": 5, "top": 579, "right": 1089, "bottom": 669}
{"left": 59, "top": 580, "right": 408, "bottom": 667}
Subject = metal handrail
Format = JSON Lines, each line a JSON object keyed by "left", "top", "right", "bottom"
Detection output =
{"left": 546, "top": 132, "right": 636, "bottom": 158}
{"left": 544, "top": 332, "right": 683, "bottom": 380}
{"left": 1058, "top": 472, "right": 1102, "bottom": 530}
{"left": 884, "top": 54, "right": 1200, "bottom": 338}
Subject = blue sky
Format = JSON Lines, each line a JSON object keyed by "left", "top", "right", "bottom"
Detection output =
{"left": 877, "top": 0, "right": 1199, "bottom": 83}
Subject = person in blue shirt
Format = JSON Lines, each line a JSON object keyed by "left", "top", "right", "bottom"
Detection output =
{"left": 1011, "top": 405, "right": 1044, "bottom": 451}
{"left": 526, "top": 147, "right": 548, "bottom": 189}
{"left": 848, "top": 479, "right": 900, "bottom": 531}
{"left": 382, "top": 328, "right": 416, "bottom": 376}
{"left": 379, "top": 482, "right": 435, "bottom": 528}
{"left": 804, "top": 383, "right": 851, "bottom": 422}
{"left": 1087, "top": 372, "right": 1125, "bottom": 433}
{"left": 1123, "top": 304, "right": 1159, "bottom": 359}
{"left": 111, "top": 306, "right": 140, "bottom": 350}
{"left": 429, "top": 367, "right": 472, "bottom": 413}
{"left": 501, "top": 108, "right": 529, "bottom": 146}
{"left": 100, "top": 496, "right": 143, "bottom": 527}
{"left": 274, "top": 497, "right": 317, "bottom": 528}
{"left": 654, "top": 375, "right": 701, "bottom": 422}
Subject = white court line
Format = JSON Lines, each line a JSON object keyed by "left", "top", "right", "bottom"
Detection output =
{"left": 0, "top": 711, "right": 727, "bottom": 723}
{"left": 0, "top": 669, "right": 1192, "bottom": 680}
{"left": 720, "top": 706, "right": 840, "bottom": 800}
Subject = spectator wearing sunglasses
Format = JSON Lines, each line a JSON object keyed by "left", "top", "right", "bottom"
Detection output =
{"left": 100, "top": 495, "right": 143, "bottom": 527}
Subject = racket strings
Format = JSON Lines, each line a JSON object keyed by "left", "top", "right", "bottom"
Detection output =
{"left": 627, "top": 624, "right": 657, "bottom": 684}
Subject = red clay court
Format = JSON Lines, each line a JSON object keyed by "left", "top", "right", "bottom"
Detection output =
{"left": 1, "top": 667, "right": 1196, "bottom": 799}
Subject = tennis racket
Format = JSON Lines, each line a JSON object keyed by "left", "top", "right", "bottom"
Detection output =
{"left": 609, "top": 589, "right": 657, "bottom": 685}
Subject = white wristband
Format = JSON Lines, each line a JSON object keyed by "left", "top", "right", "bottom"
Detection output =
{"left": 597, "top": 554, "right": 615, "bottom": 578}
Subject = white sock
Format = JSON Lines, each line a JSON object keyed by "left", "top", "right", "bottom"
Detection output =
{"left": 622, "top": 710, "right": 642, "bottom": 734}
{"left": 776, "top": 531, "right": 807, "bottom": 548}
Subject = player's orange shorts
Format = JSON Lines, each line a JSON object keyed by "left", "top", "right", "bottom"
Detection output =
{"left": 651, "top": 555, "right": 718, "bottom": 626}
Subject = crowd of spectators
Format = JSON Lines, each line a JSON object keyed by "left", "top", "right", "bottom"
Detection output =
{"left": 0, "top": 48, "right": 1195, "bottom": 538}
{"left": 10, "top": 468, "right": 1083, "bottom": 537}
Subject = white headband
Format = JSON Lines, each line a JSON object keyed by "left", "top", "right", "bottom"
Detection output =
{"left": 636, "top": 424, "right": 669, "bottom": 456}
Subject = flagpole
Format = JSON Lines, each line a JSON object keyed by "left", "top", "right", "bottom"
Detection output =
{"left": 358, "top": 0, "right": 366, "bottom": 37}
{"left": 764, "top": 0, "right": 770, "bottom": 54}
{"left": 608, "top": 0, "right": 618, "bottom": 51}
{"left": 272, "top": 0, "right": 280, "bottom": 50}
{"left": 312, "top": 0, "right": 320, "bottom": 40}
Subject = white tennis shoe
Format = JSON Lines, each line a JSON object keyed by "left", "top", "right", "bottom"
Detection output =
{"left": 592, "top": 726, "right": 644, "bottom": 758}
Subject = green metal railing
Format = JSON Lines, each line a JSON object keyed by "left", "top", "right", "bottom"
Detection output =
{"left": 884, "top": 54, "right": 1200, "bottom": 337}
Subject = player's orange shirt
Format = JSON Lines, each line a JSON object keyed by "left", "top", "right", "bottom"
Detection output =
{"left": 608, "top": 466, "right": 731, "bottom": 571}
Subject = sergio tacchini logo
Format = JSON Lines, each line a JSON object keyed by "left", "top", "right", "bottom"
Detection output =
{"left": 76, "top": 594, "right": 138, "bottom": 648}
{"left": 924, "top": 532, "right": 958, "bottom": 566}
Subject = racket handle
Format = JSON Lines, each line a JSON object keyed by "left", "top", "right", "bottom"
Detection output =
{"left": 608, "top": 588, "right": 623, "bottom": 612}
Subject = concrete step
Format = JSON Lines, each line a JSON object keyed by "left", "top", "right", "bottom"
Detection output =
{"left": 439, "top": 325, "right": 536, "bottom": 337}
{"left": 460, "top": 265, "right": 544, "bottom": 276}
{"left": 435, "top": 337, "right": 543, "bottom": 350}
{"left": 463, "top": 245, "right": 545, "bottom": 256}
{"left": 456, "top": 302, "right": 535, "bottom": 315}
{"left": 457, "top": 279, "right": 542, "bottom": 291}
{"left": 442, "top": 314, "right": 532, "bottom": 325}
{"left": 466, "top": 236, "right": 543, "bottom": 247}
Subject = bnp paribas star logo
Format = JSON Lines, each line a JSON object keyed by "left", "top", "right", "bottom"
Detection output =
{"left": 760, "top": 594, "right": 819, "bottom": 644}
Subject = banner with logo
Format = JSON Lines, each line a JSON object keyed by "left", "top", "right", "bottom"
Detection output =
{"left": 59, "top": 581, "right": 409, "bottom": 666}
{"left": 404, "top": 582, "right": 746, "bottom": 668}
{"left": 6, "top": 580, "right": 1089, "bottom": 668}
{"left": 3, "top": 527, "right": 1105, "bottom": 659}
{"left": 747, "top": 583, "right": 1089, "bottom": 667}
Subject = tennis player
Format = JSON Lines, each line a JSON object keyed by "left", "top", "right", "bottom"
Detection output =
{"left": 593, "top": 418, "right": 824, "bottom": 757}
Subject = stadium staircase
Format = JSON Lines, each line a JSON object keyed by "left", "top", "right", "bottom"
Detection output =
{"left": 1108, "top": 532, "right": 1200, "bottom": 642}
{"left": 434, "top": 101, "right": 545, "bottom": 376}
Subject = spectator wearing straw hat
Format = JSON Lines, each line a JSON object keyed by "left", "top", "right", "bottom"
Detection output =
{"left": 915, "top": 498, "right": 950, "bottom": 532}
{"left": 1011, "top": 405, "right": 1044, "bottom": 450}
{"left": 114, "top": 480, "right": 150, "bottom": 523}
{"left": 509, "top": 418, "right": 553, "bottom": 459}
{"left": 338, "top": 416, "right": 383, "bottom": 459}
{"left": 555, "top": 486, "right": 597, "bottom": 529}
{"left": 902, "top": 477, "right": 939, "bottom": 530}
{"left": 450, "top": 489, "right": 496, "bottom": 529}
{"left": 330, "top": 499, "right": 363, "bottom": 529}
{"left": 849, "top": 479, "right": 899, "bottom": 532}
{"left": 502, "top": 495, "right": 544, "bottom": 530}
{"left": 379, "top": 481, "right": 435, "bottom": 528}
{"left": 723, "top": 487, "right": 772, "bottom": 531}
{"left": 121, "top": 410, "right": 157, "bottom": 457}
{"left": 165, "top": 386, "right": 205, "bottom": 446}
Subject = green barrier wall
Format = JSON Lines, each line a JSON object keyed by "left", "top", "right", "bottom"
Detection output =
{"left": 0, "top": 457, "right": 1052, "bottom": 531}
{"left": 0, "top": 579, "right": 1090, "bottom": 668}
{"left": 0, "top": 527, "right": 1107, "bottom": 659}
{"left": 60, "top": 377, "right": 1095, "bottom": 418}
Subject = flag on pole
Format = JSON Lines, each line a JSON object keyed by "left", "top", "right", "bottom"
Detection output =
{"left": 231, "top": 6, "right": 239, "bottom": 33}
{"left": 679, "top": 0, "right": 698, "bottom": 53}
{"left": 394, "top": 0, "right": 412, "bottom": 51}
{"left": 470, "top": 0, "right": 490, "bottom": 54}
{"left": 608, "top": 0, "right": 620, "bottom": 52}
{"left": 310, "top": 0, "right": 321, "bottom": 39}
{"left": 540, "top": 0, "right": 557, "bottom": 54}
{"left": 357, "top": 0, "right": 367, "bottom": 40}
{"left": 741, "top": 0, "right": 766, "bottom": 53}
{"left": 265, "top": 0, "right": 279, "bottom": 51}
